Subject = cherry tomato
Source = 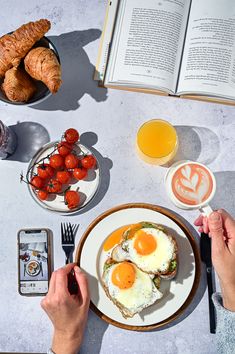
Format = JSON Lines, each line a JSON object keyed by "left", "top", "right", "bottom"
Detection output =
{"left": 64, "top": 128, "right": 79, "bottom": 144}
{"left": 49, "top": 154, "right": 64, "bottom": 169}
{"left": 56, "top": 170, "right": 71, "bottom": 184}
{"left": 31, "top": 176, "right": 44, "bottom": 189}
{"left": 65, "top": 190, "right": 80, "bottom": 209}
{"left": 81, "top": 155, "right": 96, "bottom": 169}
{"left": 37, "top": 189, "right": 48, "bottom": 201}
{"left": 57, "top": 141, "right": 73, "bottom": 157}
{"left": 73, "top": 167, "right": 87, "bottom": 180}
{"left": 47, "top": 179, "right": 62, "bottom": 193}
{"left": 37, "top": 163, "right": 54, "bottom": 179}
{"left": 65, "top": 153, "right": 79, "bottom": 169}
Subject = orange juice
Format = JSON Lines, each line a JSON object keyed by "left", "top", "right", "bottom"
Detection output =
{"left": 136, "top": 119, "right": 178, "bottom": 165}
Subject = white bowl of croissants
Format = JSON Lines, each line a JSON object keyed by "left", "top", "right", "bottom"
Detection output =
{"left": 0, "top": 19, "right": 62, "bottom": 105}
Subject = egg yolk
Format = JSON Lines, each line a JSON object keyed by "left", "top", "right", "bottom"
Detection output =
{"left": 103, "top": 225, "right": 131, "bottom": 251}
{"left": 133, "top": 230, "right": 157, "bottom": 255}
{"left": 111, "top": 262, "right": 136, "bottom": 289}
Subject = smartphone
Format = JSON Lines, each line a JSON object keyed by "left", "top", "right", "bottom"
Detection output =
{"left": 18, "top": 228, "right": 52, "bottom": 296}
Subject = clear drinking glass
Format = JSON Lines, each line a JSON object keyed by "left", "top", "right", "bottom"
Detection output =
{"left": 0, "top": 121, "right": 17, "bottom": 159}
{"left": 136, "top": 119, "right": 178, "bottom": 165}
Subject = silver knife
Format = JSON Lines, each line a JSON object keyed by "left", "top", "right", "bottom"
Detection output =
{"left": 200, "top": 232, "right": 216, "bottom": 334}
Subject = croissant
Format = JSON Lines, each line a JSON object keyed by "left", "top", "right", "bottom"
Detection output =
{"left": 24, "top": 47, "right": 61, "bottom": 93}
{"left": 0, "top": 19, "right": 51, "bottom": 78}
{"left": 2, "top": 67, "right": 36, "bottom": 102}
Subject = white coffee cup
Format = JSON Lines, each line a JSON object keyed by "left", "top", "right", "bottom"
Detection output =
{"left": 165, "top": 160, "right": 216, "bottom": 217}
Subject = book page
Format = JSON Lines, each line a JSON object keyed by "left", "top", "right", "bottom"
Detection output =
{"left": 105, "top": 0, "right": 191, "bottom": 93}
{"left": 95, "top": 0, "right": 119, "bottom": 81}
{"left": 178, "top": 0, "right": 235, "bottom": 99}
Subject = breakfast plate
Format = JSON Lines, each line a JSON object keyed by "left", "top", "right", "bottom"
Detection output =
{"left": 76, "top": 203, "right": 200, "bottom": 330}
{"left": 27, "top": 141, "right": 100, "bottom": 214}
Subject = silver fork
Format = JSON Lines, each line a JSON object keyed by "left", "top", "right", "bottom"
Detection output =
{"left": 61, "top": 223, "right": 78, "bottom": 264}
{"left": 61, "top": 222, "right": 79, "bottom": 295}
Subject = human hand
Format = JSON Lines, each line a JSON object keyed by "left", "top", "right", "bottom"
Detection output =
{"left": 194, "top": 209, "right": 235, "bottom": 311}
{"left": 41, "top": 263, "right": 90, "bottom": 354}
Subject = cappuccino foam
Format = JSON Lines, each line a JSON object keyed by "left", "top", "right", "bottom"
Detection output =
{"left": 171, "top": 163, "right": 213, "bottom": 206}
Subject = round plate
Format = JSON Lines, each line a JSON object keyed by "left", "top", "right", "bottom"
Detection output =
{"left": 27, "top": 141, "right": 100, "bottom": 214}
{"left": 76, "top": 203, "right": 200, "bottom": 331}
{"left": 26, "top": 260, "right": 40, "bottom": 277}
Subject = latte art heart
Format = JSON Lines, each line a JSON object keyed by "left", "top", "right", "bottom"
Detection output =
{"left": 171, "top": 164, "right": 213, "bottom": 206}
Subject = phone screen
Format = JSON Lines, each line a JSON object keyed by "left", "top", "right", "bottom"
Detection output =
{"left": 18, "top": 229, "right": 50, "bottom": 295}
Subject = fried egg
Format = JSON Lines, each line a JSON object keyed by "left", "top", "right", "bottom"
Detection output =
{"left": 102, "top": 261, "right": 162, "bottom": 318}
{"left": 112, "top": 225, "right": 176, "bottom": 274}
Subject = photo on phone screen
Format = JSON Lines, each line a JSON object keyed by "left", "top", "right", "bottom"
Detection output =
{"left": 18, "top": 229, "right": 51, "bottom": 295}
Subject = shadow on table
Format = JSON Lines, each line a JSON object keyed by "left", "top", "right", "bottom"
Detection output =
{"left": 8, "top": 121, "right": 50, "bottom": 162}
{"left": 31, "top": 29, "right": 108, "bottom": 112}
{"left": 67, "top": 132, "right": 113, "bottom": 216}
{"left": 211, "top": 171, "right": 235, "bottom": 215}
{"left": 80, "top": 273, "right": 109, "bottom": 354}
{"left": 171, "top": 125, "right": 220, "bottom": 165}
{"left": 81, "top": 311, "right": 109, "bottom": 354}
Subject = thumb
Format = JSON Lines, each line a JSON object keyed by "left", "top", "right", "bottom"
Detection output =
{"left": 74, "top": 266, "right": 90, "bottom": 306}
{"left": 208, "top": 211, "right": 225, "bottom": 255}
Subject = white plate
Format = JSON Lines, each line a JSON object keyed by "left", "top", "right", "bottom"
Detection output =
{"left": 26, "top": 260, "right": 41, "bottom": 277}
{"left": 27, "top": 141, "right": 100, "bottom": 214}
{"left": 77, "top": 203, "right": 200, "bottom": 330}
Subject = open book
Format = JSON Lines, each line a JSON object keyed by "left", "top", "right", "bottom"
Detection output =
{"left": 95, "top": 0, "right": 235, "bottom": 105}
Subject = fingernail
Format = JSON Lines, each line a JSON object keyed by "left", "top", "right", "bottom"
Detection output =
{"left": 74, "top": 266, "right": 82, "bottom": 273}
{"left": 209, "top": 212, "right": 221, "bottom": 221}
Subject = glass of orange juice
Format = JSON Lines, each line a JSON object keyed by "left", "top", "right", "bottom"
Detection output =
{"left": 136, "top": 119, "right": 178, "bottom": 165}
